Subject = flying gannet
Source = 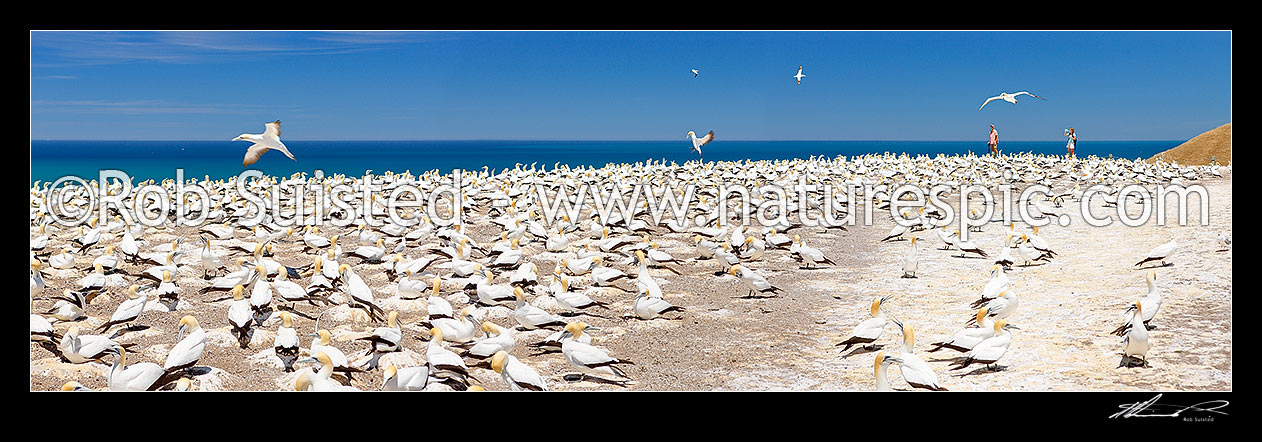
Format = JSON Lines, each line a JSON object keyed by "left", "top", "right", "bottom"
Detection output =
{"left": 234, "top": 120, "right": 296, "bottom": 167}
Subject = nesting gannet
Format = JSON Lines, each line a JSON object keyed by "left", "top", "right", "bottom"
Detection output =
{"left": 551, "top": 273, "right": 610, "bottom": 313}
{"left": 492, "top": 350, "right": 549, "bottom": 391}
{"left": 95, "top": 284, "right": 148, "bottom": 334}
{"left": 235, "top": 120, "right": 296, "bottom": 167}
{"left": 248, "top": 264, "right": 274, "bottom": 325}
{"left": 426, "top": 327, "right": 474, "bottom": 390}
{"left": 61, "top": 381, "right": 91, "bottom": 391}
{"left": 514, "top": 287, "right": 567, "bottom": 330}
{"left": 49, "top": 246, "right": 75, "bottom": 269}
{"left": 560, "top": 322, "right": 633, "bottom": 383}
{"left": 296, "top": 352, "right": 360, "bottom": 391}
{"left": 971, "top": 289, "right": 1019, "bottom": 325}
{"left": 993, "top": 233, "right": 1015, "bottom": 269}
{"left": 901, "top": 236, "right": 919, "bottom": 278}
{"left": 358, "top": 310, "right": 403, "bottom": 368}
{"left": 631, "top": 287, "right": 686, "bottom": 320}
{"left": 1025, "top": 226, "right": 1056, "bottom": 258}
{"left": 45, "top": 289, "right": 88, "bottom": 322}
{"left": 309, "top": 329, "right": 361, "bottom": 382}
{"left": 381, "top": 364, "right": 431, "bottom": 391}
{"left": 60, "top": 326, "right": 120, "bottom": 363}
{"left": 1111, "top": 270, "right": 1163, "bottom": 336}
{"left": 1135, "top": 239, "right": 1178, "bottom": 268}
{"left": 464, "top": 321, "right": 516, "bottom": 363}
{"left": 227, "top": 285, "right": 254, "bottom": 348}
{"left": 793, "top": 65, "right": 805, "bottom": 85}
{"left": 274, "top": 311, "right": 300, "bottom": 372}
{"left": 836, "top": 296, "right": 893, "bottom": 353}
{"left": 686, "top": 130, "right": 715, "bottom": 158}
{"left": 198, "top": 235, "right": 224, "bottom": 279}
{"left": 338, "top": 264, "right": 385, "bottom": 321}
{"left": 978, "top": 91, "right": 1046, "bottom": 111}
{"left": 890, "top": 319, "right": 947, "bottom": 391}
{"left": 947, "top": 319, "right": 1017, "bottom": 372}
{"left": 1119, "top": 301, "right": 1152, "bottom": 368}
{"left": 106, "top": 345, "right": 166, "bottom": 391}
{"left": 475, "top": 270, "right": 517, "bottom": 307}
{"left": 874, "top": 351, "right": 904, "bottom": 391}
{"left": 164, "top": 315, "right": 206, "bottom": 375}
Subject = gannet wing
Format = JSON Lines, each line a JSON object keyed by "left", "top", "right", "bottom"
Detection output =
{"left": 979, "top": 96, "right": 1002, "bottom": 111}
{"left": 1014, "top": 91, "right": 1045, "bottom": 101}
{"left": 698, "top": 130, "right": 715, "bottom": 146}
{"left": 264, "top": 120, "right": 282, "bottom": 139}
{"left": 268, "top": 139, "right": 297, "bottom": 161}
{"left": 243, "top": 144, "right": 268, "bottom": 167}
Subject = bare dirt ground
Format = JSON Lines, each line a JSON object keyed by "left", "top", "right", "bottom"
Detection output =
{"left": 30, "top": 172, "right": 1232, "bottom": 391}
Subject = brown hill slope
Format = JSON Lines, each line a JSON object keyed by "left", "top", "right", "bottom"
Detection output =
{"left": 1149, "top": 123, "right": 1231, "bottom": 165}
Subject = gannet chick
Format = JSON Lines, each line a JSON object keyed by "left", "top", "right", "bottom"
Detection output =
{"left": 273, "top": 311, "right": 300, "bottom": 372}
{"left": 491, "top": 350, "right": 548, "bottom": 391}
{"left": 836, "top": 296, "right": 893, "bottom": 353}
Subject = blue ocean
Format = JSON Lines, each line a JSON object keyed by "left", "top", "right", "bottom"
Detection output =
{"left": 29, "top": 140, "right": 1180, "bottom": 184}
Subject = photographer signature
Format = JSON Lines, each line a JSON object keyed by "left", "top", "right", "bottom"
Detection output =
{"left": 1110, "top": 394, "right": 1229, "bottom": 419}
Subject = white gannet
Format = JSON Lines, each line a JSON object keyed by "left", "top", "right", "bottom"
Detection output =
{"left": 551, "top": 273, "right": 610, "bottom": 313}
{"left": 309, "top": 329, "right": 361, "bottom": 382}
{"left": 1119, "top": 301, "right": 1152, "bottom": 368}
{"left": 947, "top": 319, "right": 1017, "bottom": 372}
{"left": 60, "top": 326, "right": 119, "bottom": 364}
{"left": 106, "top": 345, "right": 167, "bottom": 391}
{"left": 890, "top": 319, "right": 948, "bottom": 391}
{"left": 95, "top": 284, "right": 147, "bottom": 334}
{"left": 836, "top": 296, "right": 893, "bottom": 353}
{"left": 793, "top": 65, "right": 805, "bottom": 85}
{"left": 952, "top": 230, "right": 989, "bottom": 258}
{"left": 426, "top": 327, "right": 474, "bottom": 390}
{"left": 901, "top": 236, "right": 919, "bottom": 278}
{"left": 475, "top": 270, "right": 517, "bottom": 307}
{"left": 631, "top": 287, "right": 685, "bottom": 320}
{"left": 381, "top": 364, "right": 430, "bottom": 391}
{"left": 729, "top": 264, "right": 783, "bottom": 298}
{"left": 465, "top": 321, "right": 516, "bottom": 363}
{"left": 431, "top": 306, "right": 478, "bottom": 343}
{"left": 691, "top": 68, "right": 700, "bottom": 78}
{"left": 491, "top": 350, "right": 548, "bottom": 391}
{"left": 235, "top": 120, "right": 296, "bottom": 167}
{"left": 338, "top": 264, "right": 385, "bottom": 321}
{"left": 513, "top": 287, "right": 567, "bottom": 330}
{"left": 969, "top": 264, "right": 1010, "bottom": 308}
{"left": 928, "top": 307, "right": 995, "bottom": 353}
{"left": 686, "top": 130, "right": 715, "bottom": 158}
{"left": 560, "top": 322, "right": 633, "bottom": 383}
{"left": 874, "top": 351, "right": 904, "bottom": 391}
{"left": 971, "top": 289, "right": 1019, "bottom": 325}
{"left": 198, "top": 235, "right": 224, "bottom": 279}
{"left": 296, "top": 352, "right": 360, "bottom": 391}
{"left": 227, "top": 284, "right": 254, "bottom": 348}
{"left": 1112, "top": 270, "right": 1163, "bottom": 335}
{"left": 791, "top": 234, "right": 835, "bottom": 268}
{"left": 1135, "top": 239, "right": 1178, "bottom": 268}
{"left": 273, "top": 311, "right": 300, "bottom": 372}
{"left": 164, "top": 315, "right": 206, "bottom": 375}
{"left": 358, "top": 310, "right": 402, "bottom": 368}
{"left": 978, "top": 91, "right": 1046, "bottom": 111}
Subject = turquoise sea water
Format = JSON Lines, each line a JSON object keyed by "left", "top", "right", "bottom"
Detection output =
{"left": 29, "top": 140, "right": 1180, "bottom": 184}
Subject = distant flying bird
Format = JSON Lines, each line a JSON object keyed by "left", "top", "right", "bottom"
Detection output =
{"left": 234, "top": 120, "right": 296, "bottom": 167}
{"left": 691, "top": 68, "right": 700, "bottom": 78}
{"left": 978, "top": 91, "right": 1046, "bottom": 111}
{"left": 686, "top": 130, "right": 715, "bottom": 159}
{"left": 793, "top": 65, "right": 806, "bottom": 85}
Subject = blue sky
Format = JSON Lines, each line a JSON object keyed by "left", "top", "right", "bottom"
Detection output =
{"left": 30, "top": 31, "right": 1231, "bottom": 141}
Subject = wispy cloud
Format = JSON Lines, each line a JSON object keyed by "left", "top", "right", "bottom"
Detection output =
{"left": 31, "top": 99, "right": 298, "bottom": 115}
{"left": 30, "top": 31, "right": 453, "bottom": 66}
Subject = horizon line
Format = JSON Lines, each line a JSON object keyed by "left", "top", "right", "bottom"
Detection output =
{"left": 30, "top": 138, "right": 1188, "bottom": 143}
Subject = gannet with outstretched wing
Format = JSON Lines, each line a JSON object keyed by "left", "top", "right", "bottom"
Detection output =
{"left": 235, "top": 120, "right": 296, "bottom": 167}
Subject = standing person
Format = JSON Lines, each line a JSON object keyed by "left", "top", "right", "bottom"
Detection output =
{"left": 1065, "top": 128, "right": 1077, "bottom": 158}
{"left": 988, "top": 124, "right": 1000, "bottom": 156}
